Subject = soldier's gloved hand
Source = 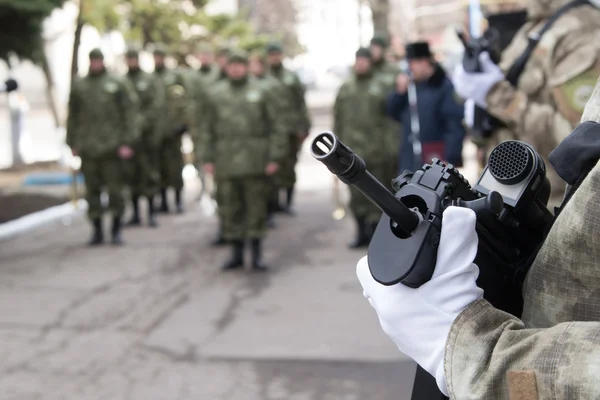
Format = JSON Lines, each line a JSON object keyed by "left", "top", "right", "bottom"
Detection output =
{"left": 356, "top": 207, "right": 483, "bottom": 396}
{"left": 452, "top": 52, "right": 504, "bottom": 108}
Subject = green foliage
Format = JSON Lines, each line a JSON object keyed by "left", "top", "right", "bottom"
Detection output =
{"left": 0, "top": 0, "right": 66, "bottom": 63}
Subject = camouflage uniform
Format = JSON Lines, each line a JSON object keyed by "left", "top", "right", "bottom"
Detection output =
{"left": 201, "top": 50, "right": 287, "bottom": 270}
{"left": 266, "top": 42, "right": 311, "bottom": 213}
{"left": 124, "top": 49, "right": 168, "bottom": 226}
{"left": 153, "top": 48, "right": 190, "bottom": 213}
{"left": 482, "top": 0, "right": 600, "bottom": 203}
{"left": 334, "top": 48, "right": 396, "bottom": 247}
{"left": 370, "top": 34, "right": 402, "bottom": 185}
{"left": 445, "top": 75, "right": 600, "bottom": 399}
{"left": 66, "top": 48, "right": 139, "bottom": 244}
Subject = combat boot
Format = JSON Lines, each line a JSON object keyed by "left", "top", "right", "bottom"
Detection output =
{"left": 349, "top": 218, "right": 370, "bottom": 249}
{"left": 222, "top": 240, "right": 244, "bottom": 270}
{"left": 111, "top": 216, "right": 124, "bottom": 245}
{"left": 175, "top": 189, "right": 184, "bottom": 214}
{"left": 126, "top": 195, "right": 141, "bottom": 226}
{"left": 158, "top": 188, "right": 169, "bottom": 213}
{"left": 250, "top": 238, "right": 268, "bottom": 271}
{"left": 88, "top": 218, "right": 104, "bottom": 246}
{"left": 266, "top": 202, "right": 277, "bottom": 229}
{"left": 283, "top": 187, "right": 296, "bottom": 216}
{"left": 147, "top": 197, "right": 158, "bottom": 228}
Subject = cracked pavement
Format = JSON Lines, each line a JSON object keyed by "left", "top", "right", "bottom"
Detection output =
{"left": 0, "top": 114, "right": 420, "bottom": 399}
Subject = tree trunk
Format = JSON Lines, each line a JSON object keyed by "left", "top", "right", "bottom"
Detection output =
{"left": 369, "top": 0, "right": 390, "bottom": 36}
{"left": 40, "top": 51, "right": 61, "bottom": 128}
{"left": 71, "top": 0, "right": 84, "bottom": 78}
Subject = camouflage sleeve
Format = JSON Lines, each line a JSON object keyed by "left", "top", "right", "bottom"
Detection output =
{"left": 200, "top": 91, "right": 217, "bottom": 164}
{"left": 187, "top": 77, "right": 205, "bottom": 156}
{"left": 119, "top": 79, "right": 141, "bottom": 145}
{"left": 66, "top": 81, "right": 79, "bottom": 150}
{"left": 293, "top": 73, "right": 311, "bottom": 132}
{"left": 445, "top": 299, "right": 600, "bottom": 399}
{"left": 264, "top": 88, "right": 288, "bottom": 163}
{"left": 486, "top": 33, "right": 600, "bottom": 145}
{"left": 150, "top": 76, "right": 167, "bottom": 145}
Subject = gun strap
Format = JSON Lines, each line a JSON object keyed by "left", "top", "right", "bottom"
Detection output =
{"left": 505, "top": 0, "right": 591, "bottom": 86}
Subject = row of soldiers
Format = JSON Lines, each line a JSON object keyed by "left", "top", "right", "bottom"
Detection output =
{"left": 66, "top": 41, "right": 311, "bottom": 272}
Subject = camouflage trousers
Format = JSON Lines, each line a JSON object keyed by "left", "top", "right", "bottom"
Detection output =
{"left": 274, "top": 133, "right": 301, "bottom": 189}
{"left": 349, "top": 159, "right": 396, "bottom": 223}
{"left": 124, "top": 145, "right": 161, "bottom": 198}
{"left": 160, "top": 136, "right": 184, "bottom": 190}
{"left": 220, "top": 176, "right": 269, "bottom": 241}
{"left": 80, "top": 153, "right": 125, "bottom": 220}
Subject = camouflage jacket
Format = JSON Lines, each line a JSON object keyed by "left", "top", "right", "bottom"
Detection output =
{"left": 268, "top": 66, "right": 311, "bottom": 133}
{"left": 445, "top": 76, "right": 600, "bottom": 399}
{"left": 125, "top": 69, "right": 167, "bottom": 148}
{"left": 200, "top": 76, "right": 288, "bottom": 179}
{"left": 484, "top": 0, "right": 600, "bottom": 196}
{"left": 153, "top": 67, "right": 190, "bottom": 139}
{"left": 254, "top": 74, "right": 292, "bottom": 127}
{"left": 66, "top": 70, "right": 140, "bottom": 158}
{"left": 372, "top": 59, "right": 401, "bottom": 91}
{"left": 334, "top": 73, "right": 395, "bottom": 162}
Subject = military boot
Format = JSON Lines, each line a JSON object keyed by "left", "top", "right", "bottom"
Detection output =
{"left": 266, "top": 201, "right": 277, "bottom": 229}
{"left": 158, "top": 188, "right": 169, "bottom": 213}
{"left": 88, "top": 218, "right": 104, "bottom": 246}
{"left": 349, "top": 218, "right": 370, "bottom": 249}
{"left": 147, "top": 197, "right": 158, "bottom": 228}
{"left": 222, "top": 240, "right": 244, "bottom": 270}
{"left": 283, "top": 187, "right": 296, "bottom": 216}
{"left": 175, "top": 189, "right": 184, "bottom": 214}
{"left": 126, "top": 195, "right": 141, "bottom": 226}
{"left": 111, "top": 216, "right": 124, "bottom": 245}
{"left": 250, "top": 238, "right": 268, "bottom": 271}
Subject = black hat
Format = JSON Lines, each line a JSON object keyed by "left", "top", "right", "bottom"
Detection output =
{"left": 89, "top": 48, "right": 104, "bottom": 60}
{"left": 266, "top": 41, "right": 284, "bottom": 54}
{"left": 228, "top": 49, "right": 248, "bottom": 64}
{"left": 405, "top": 41, "right": 432, "bottom": 60}
{"left": 125, "top": 48, "right": 140, "bottom": 59}
{"left": 370, "top": 33, "right": 389, "bottom": 48}
{"left": 355, "top": 47, "right": 372, "bottom": 60}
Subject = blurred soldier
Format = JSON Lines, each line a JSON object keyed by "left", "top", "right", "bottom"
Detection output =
{"left": 334, "top": 47, "right": 396, "bottom": 248}
{"left": 389, "top": 42, "right": 466, "bottom": 172}
{"left": 369, "top": 33, "right": 402, "bottom": 186}
{"left": 248, "top": 50, "right": 289, "bottom": 228}
{"left": 201, "top": 50, "right": 287, "bottom": 271}
{"left": 153, "top": 46, "right": 188, "bottom": 213}
{"left": 453, "top": 0, "right": 600, "bottom": 203}
{"left": 66, "top": 48, "right": 139, "bottom": 245}
{"left": 195, "top": 43, "right": 217, "bottom": 82}
{"left": 214, "top": 46, "right": 231, "bottom": 82}
{"left": 369, "top": 33, "right": 401, "bottom": 89}
{"left": 124, "top": 48, "right": 166, "bottom": 227}
{"left": 266, "top": 41, "right": 311, "bottom": 215}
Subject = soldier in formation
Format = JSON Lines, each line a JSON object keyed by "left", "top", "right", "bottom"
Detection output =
{"left": 123, "top": 48, "right": 167, "bottom": 228}
{"left": 152, "top": 47, "right": 190, "bottom": 214}
{"left": 334, "top": 47, "right": 398, "bottom": 248}
{"left": 266, "top": 41, "right": 311, "bottom": 215}
{"left": 66, "top": 48, "right": 139, "bottom": 245}
{"left": 201, "top": 50, "right": 287, "bottom": 271}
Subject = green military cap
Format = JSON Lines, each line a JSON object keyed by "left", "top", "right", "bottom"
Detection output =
{"left": 89, "top": 48, "right": 104, "bottom": 60}
{"left": 217, "top": 45, "right": 231, "bottom": 56}
{"left": 228, "top": 49, "right": 248, "bottom": 64}
{"left": 370, "top": 33, "right": 389, "bottom": 48}
{"left": 266, "top": 41, "right": 284, "bottom": 54}
{"left": 125, "top": 48, "right": 140, "bottom": 59}
{"left": 153, "top": 44, "right": 168, "bottom": 57}
{"left": 355, "top": 47, "right": 372, "bottom": 59}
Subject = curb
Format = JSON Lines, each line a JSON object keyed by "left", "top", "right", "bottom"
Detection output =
{"left": 0, "top": 199, "right": 88, "bottom": 242}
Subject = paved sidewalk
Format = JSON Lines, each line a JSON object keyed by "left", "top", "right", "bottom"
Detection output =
{"left": 0, "top": 114, "right": 421, "bottom": 400}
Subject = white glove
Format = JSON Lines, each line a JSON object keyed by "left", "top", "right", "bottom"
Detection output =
{"left": 464, "top": 98, "right": 475, "bottom": 129}
{"left": 452, "top": 52, "right": 504, "bottom": 109}
{"left": 357, "top": 207, "right": 484, "bottom": 396}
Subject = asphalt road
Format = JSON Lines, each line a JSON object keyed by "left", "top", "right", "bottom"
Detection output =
{"left": 0, "top": 112, "right": 420, "bottom": 399}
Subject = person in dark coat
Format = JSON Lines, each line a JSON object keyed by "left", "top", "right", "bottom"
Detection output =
{"left": 387, "top": 41, "right": 466, "bottom": 173}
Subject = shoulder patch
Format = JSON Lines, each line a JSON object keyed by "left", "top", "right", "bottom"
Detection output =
{"left": 368, "top": 83, "right": 382, "bottom": 96}
{"left": 103, "top": 81, "right": 119, "bottom": 93}
{"left": 136, "top": 81, "right": 149, "bottom": 91}
{"left": 553, "top": 67, "right": 600, "bottom": 124}
{"left": 246, "top": 90, "right": 261, "bottom": 102}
